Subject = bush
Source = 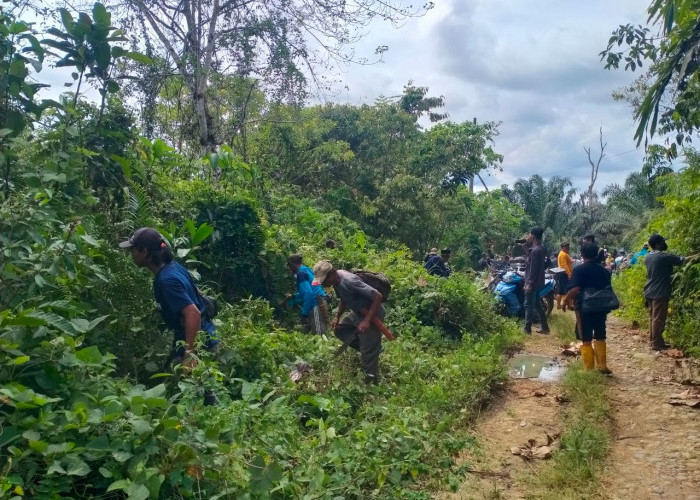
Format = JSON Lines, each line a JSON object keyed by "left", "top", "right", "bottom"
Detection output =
{"left": 612, "top": 261, "right": 649, "bottom": 329}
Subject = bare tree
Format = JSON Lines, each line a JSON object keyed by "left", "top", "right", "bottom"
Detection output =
{"left": 584, "top": 127, "right": 607, "bottom": 210}
{"left": 119, "top": 0, "right": 432, "bottom": 151}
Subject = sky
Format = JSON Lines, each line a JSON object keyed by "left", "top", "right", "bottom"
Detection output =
{"left": 323, "top": 0, "right": 650, "bottom": 192}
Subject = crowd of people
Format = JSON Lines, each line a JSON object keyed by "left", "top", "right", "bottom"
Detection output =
{"left": 119, "top": 224, "right": 694, "bottom": 393}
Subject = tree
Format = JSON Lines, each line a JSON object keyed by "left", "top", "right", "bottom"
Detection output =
{"left": 583, "top": 126, "right": 607, "bottom": 217}
{"left": 121, "top": 0, "right": 432, "bottom": 151}
{"left": 600, "top": 0, "right": 700, "bottom": 147}
{"left": 501, "top": 174, "right": 576, "bottom": 240}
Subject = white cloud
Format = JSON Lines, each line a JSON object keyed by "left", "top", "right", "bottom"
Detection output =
{"left": 325, "top": 0, "right": 650, "bottom": 192}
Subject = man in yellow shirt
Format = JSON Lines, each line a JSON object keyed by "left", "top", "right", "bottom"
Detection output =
{"left": 556, "top": 241, "right": 573, "bottom": 309}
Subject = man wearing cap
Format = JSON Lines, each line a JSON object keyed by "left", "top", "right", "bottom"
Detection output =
{"left": 523, "top": 227, "right": 549, "bottom": 334}
{"left": 119, "top": 227, "right": 218, "bottom": 366}
{"left": 284, "top": 254, "right": 328, "bottom": 336}
{"left": 424, "top": 247, "right": 438, "bottom": 263}
{"left": 555, "top": 241, "right": 573, "bottom": 309}
{"left": 312, "top": 261, "right": 384, "bottom": 384}
{"left": 644, "top": 234, "right": 689, "bottom": 351}
{"left": 424, "top": 248, "right": 452, "bottom": 277}
{"left": 629, "top": 242, "right": 650, "bottom": 265}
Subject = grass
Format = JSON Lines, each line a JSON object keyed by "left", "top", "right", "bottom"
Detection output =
{"left": 548, "top": 310, "right": 577, "bottom": 342}
{"left": 518, "top": 310, "right": 612, "bottom": 499}
{"left": 528, "top": 363, "right": 612, "bottom": 499}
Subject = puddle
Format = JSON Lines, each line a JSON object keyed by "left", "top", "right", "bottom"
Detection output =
{"left": 508, "top": 354, "right": 565, "bottom": 382}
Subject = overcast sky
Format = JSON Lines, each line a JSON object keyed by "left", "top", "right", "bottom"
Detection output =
{"left": 324, "top": 0, "right": 650, "bottom": 192}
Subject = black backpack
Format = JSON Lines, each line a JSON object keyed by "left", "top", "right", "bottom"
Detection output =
{"left": 354, "top": 270, "right": 391, "bottom": 302}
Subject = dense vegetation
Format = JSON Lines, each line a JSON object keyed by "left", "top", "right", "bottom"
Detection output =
{"left": 2, "top": 0, "right": 699, "bottom": 498}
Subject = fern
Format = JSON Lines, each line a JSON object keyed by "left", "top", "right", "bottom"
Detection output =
{"left": 124, "top": 181, "right": 154, "bottom": 229}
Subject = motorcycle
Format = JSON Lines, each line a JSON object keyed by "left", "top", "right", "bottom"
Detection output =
{"left": 488, "top": 263, "right": 555, "bottom": 319}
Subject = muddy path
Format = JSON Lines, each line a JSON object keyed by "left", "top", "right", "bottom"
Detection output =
{"left": 438, "top": 313, "right": 700, "bottom": 500}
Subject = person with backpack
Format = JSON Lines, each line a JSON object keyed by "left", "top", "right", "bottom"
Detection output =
{"left": 563, "top": 242, "right": 615, "bottom": 374}
{"left": 312, "top": 260, "right": 385, "bottom": 384}
{"left": 424, "top": 248, "right": 452, "bottom": 277}
{"left": 120, "top": 227, "right": 219, "bottom": 403}
{"left": 284, "top": 254, "right": 328, "bottom": 336}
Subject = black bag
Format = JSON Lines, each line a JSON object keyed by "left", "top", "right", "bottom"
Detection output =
{"left": 580, "top": 286, "right": 619, "bottom": 313}
{"left": 199, "top": 294, "right": 219, "bottom": 319}
{"left": 354, "top": 270, "right": 391, "bottom": 302}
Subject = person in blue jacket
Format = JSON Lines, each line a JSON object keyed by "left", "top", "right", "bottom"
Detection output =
{"left": 120, "top": 227, "right": 219, "bottom": 404}
{"left": 424, "top": 248, "right": 452, "bottom": 277}
{"left": 284, "top": 254, "right": 329, "bottom": 335}
{"left": 629, "top": 243, "right": 650, "bottom": 265}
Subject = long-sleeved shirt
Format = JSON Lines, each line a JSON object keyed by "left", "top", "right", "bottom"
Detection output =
{"left": 525, "top": 244, "right": 546, "bottom": 289}
{"left": 288, "top": 265, "right": 326, "bottom": 317}
{"left": 558, "top": 250, "right": 573, "bottom": 278}
{"left": 424, "top": 255, "right": 452, "bottom": 277}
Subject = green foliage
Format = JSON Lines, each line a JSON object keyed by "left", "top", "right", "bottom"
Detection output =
{"left": 612, "top": 261, "right": 649, "bottom": 329}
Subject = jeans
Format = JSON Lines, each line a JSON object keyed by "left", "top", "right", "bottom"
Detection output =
{"left": 524, "top": 289, "right": 548, "bottom": 330}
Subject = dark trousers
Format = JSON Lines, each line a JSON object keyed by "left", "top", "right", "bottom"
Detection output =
{"left": 335, "top": 311, "right": 382, "bottom": 381}
{"left": 580, "top": 311, "right": 607, "bottom": 342}
{"left": 648, "top": 297, "right": 669, "bottom": 348}
{"left": 524, "top": 289, "right": 548, "bottom": 329}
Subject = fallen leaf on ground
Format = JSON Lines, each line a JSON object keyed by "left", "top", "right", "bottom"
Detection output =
{"left": 561, "top": 341, "right": 582, "bottom": 356}
{"left": 668, "top": 388, "right": 700, "bottom": 407}
{"left": 511, "top": 438, "right": 556, "bottom": 460}
{"left": 663, "top": 348, "right": 685, "bottom": 358}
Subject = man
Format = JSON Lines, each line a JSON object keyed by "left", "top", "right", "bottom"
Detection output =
{"left": 582, "top": 232, "right": 605, "bottom": 264}
{"left": 425, "top": 248, "right": 452, "bottom": 277}
{"left": 556, "top": 241, "right": 573, "bottom": 309}
{"left": 476, "top": 253, "right": 490, "bottom": 271}
{"left": 120, "top": 227, "right": 218, "bottom": 403}
{"left": 284, "top": 254, "right": 328, "bottom": 336}
{"left": 644, "top": 234, "right": 688, "bottom": 351}
{"left": 313, "top": 260, "right": 384, "bottom": 384}
{"left": 629, "top": 243, "right": 649, "bottom": 265}
{"left": 563, "top": 242, "right": 613, "bottom": 374}
{"left": 424, "top": 247, "right": 438, "bottom": 263}
{"left": 523, "top": 227, "right": 549, "bottom": 334}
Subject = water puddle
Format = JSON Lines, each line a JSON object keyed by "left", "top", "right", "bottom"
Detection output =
{"left": 508, "top": 354, "right": 565, "bottom": 382}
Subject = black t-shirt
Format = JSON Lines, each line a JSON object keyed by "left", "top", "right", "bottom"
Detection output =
{"left": 570, "top": 260, "right": 611, "bottom": 291}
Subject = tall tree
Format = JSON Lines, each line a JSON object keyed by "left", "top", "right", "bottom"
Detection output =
{"left": 122, "top": 0, "right": 432, "bottom": 151}
{"left": 601, "top": 0, "right": 700, "bottom": 147}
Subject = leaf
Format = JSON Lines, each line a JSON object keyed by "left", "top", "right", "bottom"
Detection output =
{"left": 64, "top": 456, "right": 91, "bottom": 476}
{"left": 59, "top": 9, "right": 74, "bottom": 32}
{"left": 125, "top": 52, "right": 153, "bottom": 64}
{"left": 92, "top": 3, "right": 111, "bottom": 28}
{"left": 75, "top": 345, "right": 104, "bottom": 364}
{"left": 127, "top": 483, "right": 150, "bottom": 500}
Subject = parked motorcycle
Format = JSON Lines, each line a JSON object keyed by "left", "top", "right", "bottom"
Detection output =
{"left": 488, "top": 263, "right": 555, "bottom": 319}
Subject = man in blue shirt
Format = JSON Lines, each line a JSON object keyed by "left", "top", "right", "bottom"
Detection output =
{"left": 120, "top": 228, "right": 219, "bottom": 405}
{"left": 425, "top": 248, "right": 452, "bottom": 277}
{"left": 284, "top": 254, "right": 328, "bottom": 335}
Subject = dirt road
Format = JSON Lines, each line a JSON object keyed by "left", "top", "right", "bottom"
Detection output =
{"left": 439, "top": 313, "right": 700, "bottom": 499}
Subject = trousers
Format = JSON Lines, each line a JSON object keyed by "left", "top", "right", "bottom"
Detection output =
{"left": 524, "top": 289, "right": 548, "bottom": 329}
{"left": 648, "top": 297, "right": 670, "bottom": 348}
{"left": 335, "top": 311, "right": 382, "bottom": 380}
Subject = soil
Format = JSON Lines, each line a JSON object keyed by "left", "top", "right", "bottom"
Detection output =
{"left": 437, "top": 313, "right": 700, "bottom": 500}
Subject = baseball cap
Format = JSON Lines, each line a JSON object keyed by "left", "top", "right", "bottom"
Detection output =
{"left": 119, "top": 227, "right": 165, "bottom": 249}
{"left": 312, "top": 260, "right": 333, "bottom": 285}
{"left": 441, "top": 248, "right": 451, "bottom": 255}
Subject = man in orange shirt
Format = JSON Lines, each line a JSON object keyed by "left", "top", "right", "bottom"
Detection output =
{"left": 556, "top": 241, "right": 573, "bottom": 309}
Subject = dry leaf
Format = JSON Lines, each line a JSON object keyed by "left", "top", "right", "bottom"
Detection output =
{"left": 533, "top": 446, "right": 552, "bottom": 459}
{"left": 664, "top": 348, "right": 685, "bottom": 359}
{"left": 561, "top": 341, "right": 582, "bottom": 356}
{"left": 668, "top": 388, "right": 700, "bottom": 407}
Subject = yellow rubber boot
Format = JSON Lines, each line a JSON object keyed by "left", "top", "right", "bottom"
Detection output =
{"left": 581, "top": 343, "right": 595, "bottom": 370}
{"left": 593, "top": 340, "right": 612, "bottom": 375}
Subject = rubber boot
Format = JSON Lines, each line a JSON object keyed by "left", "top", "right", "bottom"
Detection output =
{"left": 580, "top": 343, "right": 595, "bottom": 370}
{"left": 593, "top": 340, "right": 612, "bottom": 375}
